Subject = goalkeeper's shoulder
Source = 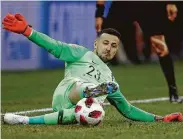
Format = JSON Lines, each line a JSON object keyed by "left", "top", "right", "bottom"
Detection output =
{"left": 68, "top": 43, "right": 89, "bottom": 49}
{"left": 67, "top": 43, "right": 91, "bottom": 52}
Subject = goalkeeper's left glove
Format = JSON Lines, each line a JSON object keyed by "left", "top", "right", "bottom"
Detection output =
{"left": 155, "top": 112, "right": 182, "bottom": 122}
{"left": 2, "top": 13, "right": 32, "bottom": 37}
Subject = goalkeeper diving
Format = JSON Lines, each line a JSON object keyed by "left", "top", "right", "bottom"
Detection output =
{"left": 2, "top": 13, "right": 182, "bottom": 125}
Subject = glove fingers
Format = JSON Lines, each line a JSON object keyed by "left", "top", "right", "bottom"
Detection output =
{"left": 6, "top": 13, "right": 15, "bottom": 21}
{"left": 15, "top": 13, "right": 24, "bottom": 21}
{"left": 177, "top": 113, "right": 183, "bottom": 122}
{"left": 2, "top": 20, "right": 13, "bottom": 26}
{"left": 3, "top": 17, "right": 14, "bottom": 24}
{"left": 3, "top": 24, "right": 21, "bottom": 34}
{"left": 3, "top": 25, "right": 13, "bottom": 32}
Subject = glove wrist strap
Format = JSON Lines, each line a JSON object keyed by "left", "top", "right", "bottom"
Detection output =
{"left": 23, "top": 25, "right": 32, "bottom": 37}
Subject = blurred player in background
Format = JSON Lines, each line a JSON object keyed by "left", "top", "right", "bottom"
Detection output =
{"left": 2, "top": 13, "right": 182, "bottom": 125}
{"left": 95, "top": 1, "right": 183, "bottom": 103}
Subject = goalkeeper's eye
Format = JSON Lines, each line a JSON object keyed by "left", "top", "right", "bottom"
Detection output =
{"left": 103, "top": 40, "right": 109, "bottom": 45}
{"left": 111, "top": 43, "right": 117, "bottom": 48}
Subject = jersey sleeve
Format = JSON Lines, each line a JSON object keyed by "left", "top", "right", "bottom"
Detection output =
{"left": 28, "top": 29, "right": 89, "bottom": 62}
{"left": 107, "top": 89, "right": 156, "bottom": 122}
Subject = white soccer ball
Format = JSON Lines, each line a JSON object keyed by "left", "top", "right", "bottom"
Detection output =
{"left": 74, "top": 97, "right": 105, "bottom": 126}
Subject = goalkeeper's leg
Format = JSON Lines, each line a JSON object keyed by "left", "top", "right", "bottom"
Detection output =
{"left": 4, "top": 108, "right": 76, "bottom": 125}
{"left": 68, "top": 81, "right": 118, "bottom": 105}
{"left": 4, "top": 80, "right": 79, "bottom": 125}
{"left": 4, "top": 81, "right": 77, "bottom": 125}
{"left": 4, "top": 80, "right": 118, "bottom": 125}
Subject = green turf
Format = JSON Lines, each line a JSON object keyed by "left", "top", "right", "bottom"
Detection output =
{"left": 1, "top": 61, "right": 183, "bottom": 139}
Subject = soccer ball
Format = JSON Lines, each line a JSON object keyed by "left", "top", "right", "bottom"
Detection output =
{"left": 74, "top": 97, "right": 105, "bottom": 126}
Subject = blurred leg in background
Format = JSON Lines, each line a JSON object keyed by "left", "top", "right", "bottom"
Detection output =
{"left": 139, "top": 2, "right": 183, "bottom": 103}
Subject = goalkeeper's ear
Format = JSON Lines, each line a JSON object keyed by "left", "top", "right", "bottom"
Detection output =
{"left": 94, "top": 40, "right": 97, "bottom": 50}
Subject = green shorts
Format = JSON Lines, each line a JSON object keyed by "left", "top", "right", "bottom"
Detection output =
{"left": 52, "top": 78, "right": 77, "bottom": 111}
{"left": 52, "top": 78, "right": 96, "bottom": 111}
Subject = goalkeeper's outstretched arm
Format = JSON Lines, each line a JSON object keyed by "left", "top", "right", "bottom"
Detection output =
{"left": 28, "top": 30, "right": 89, "bottom": 62}
{"left": 107, "top": 89, "right": 182, "bottom": 122}
{"left": 2, "top": 13, "right": 89, "bottom": 62}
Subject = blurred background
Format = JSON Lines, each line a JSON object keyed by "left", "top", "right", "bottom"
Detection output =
{"left": 1, "top": 1, "right": 183, "bottom": 70}
{"left": 1, "top": 1, "right": 97, "bottom": 70}
{"left": 1, "top": 2, "right": 183, "bottom": 138}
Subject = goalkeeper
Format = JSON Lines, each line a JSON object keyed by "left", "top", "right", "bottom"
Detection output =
{"left": 2, "top": 13, "right": 182, "bottom": 125}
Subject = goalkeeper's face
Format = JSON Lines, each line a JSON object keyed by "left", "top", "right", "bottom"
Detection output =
{"left": 94, "top": 33, "right": 120, "bottom": 63}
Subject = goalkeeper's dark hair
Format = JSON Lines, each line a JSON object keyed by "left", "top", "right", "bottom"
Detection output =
{"left": 98, "top": 28, "right": 121, "bottom": 40}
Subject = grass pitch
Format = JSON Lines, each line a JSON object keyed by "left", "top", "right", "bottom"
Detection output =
{"left": 1, "top": 61, "right": 183, "bottom": 139}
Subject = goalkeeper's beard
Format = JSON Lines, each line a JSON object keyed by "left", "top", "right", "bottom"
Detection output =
{"left": 96, "top": 51, "right": 110, "bottom": 63}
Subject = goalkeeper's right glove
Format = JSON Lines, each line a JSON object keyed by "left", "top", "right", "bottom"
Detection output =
{"left": 2, "top": 13, "right": 32, "bottom": 37}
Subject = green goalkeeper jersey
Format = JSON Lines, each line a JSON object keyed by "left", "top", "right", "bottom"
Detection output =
{"left": 29, "top": 31, "right": 115, "bottom": 85}
{"left": 29, "top": 30, "right": 116, "bottom": 104}
{"left": 28, "top": 30, "right": 155, "bottom": 122}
